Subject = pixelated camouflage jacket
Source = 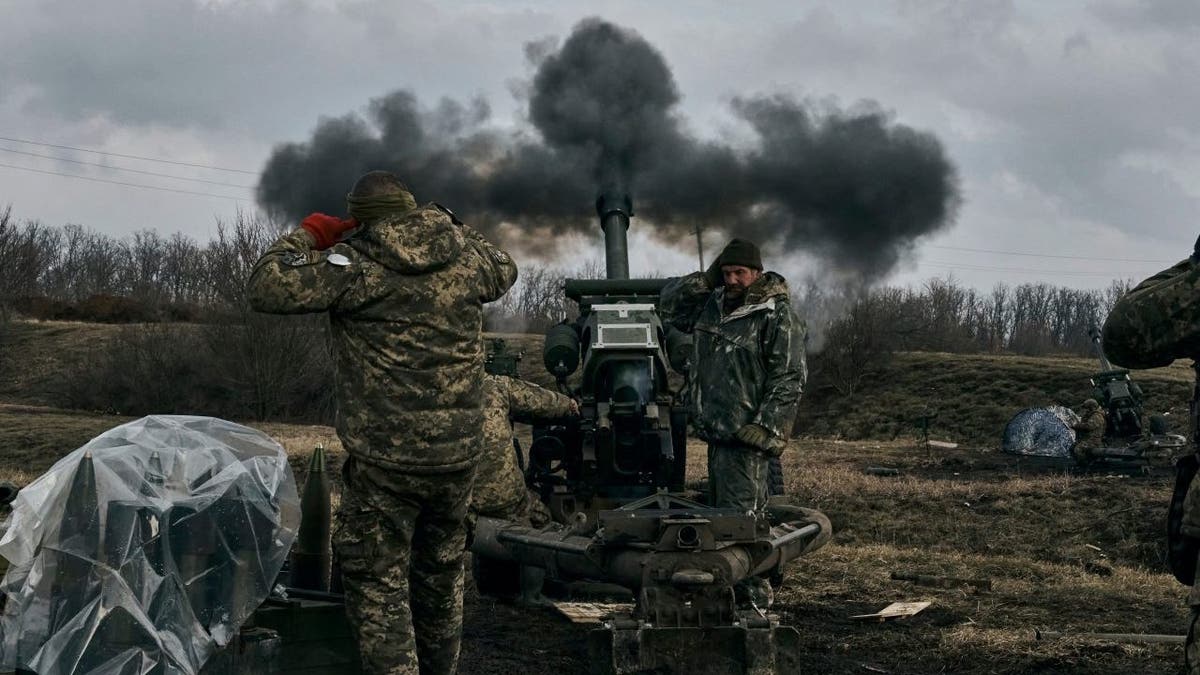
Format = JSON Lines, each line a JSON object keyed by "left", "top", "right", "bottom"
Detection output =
{"left": 1103, "top": 257, "right": 1200, "bottom": 370}
{"left": 473, "top": 374, "right": 574, "bottom": 516}
{"left": 246, "top": 203, "right": 518, "bottom": 472}
{"left": 1104, "top": 256, "right": 1200, "bottom": 602}
{"left": 660, "top": 271, "right": 807, "bottom": 451}
{"left": 1071, "top": 406, "right": 1106, "bottom": 450}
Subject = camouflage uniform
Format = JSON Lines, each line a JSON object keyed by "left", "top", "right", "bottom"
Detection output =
{"left": 1102, "top": 254, "right": 1200, "bottom": 674}
{"left": 246, "top": 203, "right": 517, "bottom": 675}
{"left": 473, "top": 374, "right": 575, "bottom": 526}
{"left": 1071, "top": 400, "right": 1107, "bottom": 461}
{"left": 661, "top": 270, "right": 807, "bottom": 511}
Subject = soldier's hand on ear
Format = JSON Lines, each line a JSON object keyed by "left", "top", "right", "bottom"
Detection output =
{"left": 568, "top": 399, "right": 580, "bottom": 416}
{"left": 301, "top": 213, "right": 358, "bottom": 250}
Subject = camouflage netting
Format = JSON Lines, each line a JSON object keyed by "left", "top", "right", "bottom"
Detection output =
{"left": 1001, "top": 406, "right": 1081, "bottom": 458}
{"left": 0, "top": 416, "right": 300, "bottom": 675}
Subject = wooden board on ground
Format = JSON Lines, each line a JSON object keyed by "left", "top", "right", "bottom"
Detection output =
{"left": 929, "top": 440, "right": 959, "bottom": 450}
{"left": 551, "top": 601, "right": 635, "bottom": 625}
{"left": 851, "top": 601, "right": 932, "bottom": 622}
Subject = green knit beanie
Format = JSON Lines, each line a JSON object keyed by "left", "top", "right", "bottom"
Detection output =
{"left": 718, "top": 238, "right": 763, "bottom": 270}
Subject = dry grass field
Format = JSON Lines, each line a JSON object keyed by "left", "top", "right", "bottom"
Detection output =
{"left": 0, "top": 321, "right": 1194, "bottom": 673}
{"left": 0, "top": 407, "right": 1188, "bottom": 673}
{"left": 457, "top": 435, "right": 1190, "bottom": 674}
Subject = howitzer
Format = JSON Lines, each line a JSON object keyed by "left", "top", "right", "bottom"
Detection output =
{"left": 470, "top": 193, "right": 831, "bottom": 674}
{"left": 1073, "top": 327, "right": 1187, "bottom": 471}
{"left": 1088, "top": 327, "right": 1144, "bottom": 439}
{"left": 484, "top": 337, "right": 523, "bottom": 378}
{"left": 529, "top": 194, "right": 688, "bottom": 513}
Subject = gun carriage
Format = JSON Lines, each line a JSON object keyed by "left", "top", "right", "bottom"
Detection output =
{"left": 470, "top": 194, "right": 829, "bottom": 674}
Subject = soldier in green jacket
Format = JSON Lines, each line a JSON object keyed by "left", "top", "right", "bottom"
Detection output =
{"left": 660, "top": 238, "right": 807, "bottom": 512}
{"left": 1102, "top": 238, "right": 1200, "bottom": 674}
{"left": 246, "top": 170, "right": 517, "bottom": 675}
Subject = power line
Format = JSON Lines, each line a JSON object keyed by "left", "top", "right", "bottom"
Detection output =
{"left": 0, "top": 134, "right": 258, "bottom": 175}
{"left": 0, "top": 161, "right": 248, "bottom": 202}
{"left": 0, "top": 146, "right": 256, "bottom": 190}
{"left": 928, "top": 244, "right": 1173, "bottom": 264}
{"left": 921, "top": 259, "right": 1135, "bottom": 278}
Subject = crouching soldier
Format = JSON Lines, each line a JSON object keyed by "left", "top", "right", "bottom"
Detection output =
{"left": 1071, "top": 398, "right": 1107, "bottom": 462}
{"left": 472, "top": 340, "right": 578, "bottom": 605}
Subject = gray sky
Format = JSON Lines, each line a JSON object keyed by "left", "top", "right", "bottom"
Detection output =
{"left": 1, "top": 0, "right": 1196, "bottom": 289}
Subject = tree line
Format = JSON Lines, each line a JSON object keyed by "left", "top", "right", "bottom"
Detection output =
{"left": 797, "top": 277, "right": 1133, "bottom": 396}
{"left": 0, "top": 207, "right": 332, "bottom": 423}
{"left": 0, "top": 205, "right": 1137, "bottom": 421}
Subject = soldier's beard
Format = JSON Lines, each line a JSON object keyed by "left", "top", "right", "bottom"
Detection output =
{"left": 725, "top": 284, "right": 746, "bottom": 298}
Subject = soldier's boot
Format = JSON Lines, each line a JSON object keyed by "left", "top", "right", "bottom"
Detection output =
{"left": 517, "top": 565, "right": 552, "bottom": 607}
{"left": 767, "top": 566, "right": 785, "bottom": 590}
{"left": 734, "top": 576, "right": 774, "bottom": 611}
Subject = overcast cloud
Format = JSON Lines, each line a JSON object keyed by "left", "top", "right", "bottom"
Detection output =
{"left": 0, "top": 0, "right": 1196, "bottom": 289}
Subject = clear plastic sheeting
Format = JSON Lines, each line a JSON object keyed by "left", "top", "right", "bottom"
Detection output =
{"left": 0, "top": 415, "right": 300, "bottom": 675}
{"left": 1001, "top": 406, "right": 1081, "bottom": 458}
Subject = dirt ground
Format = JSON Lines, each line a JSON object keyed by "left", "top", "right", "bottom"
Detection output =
{"left": 456, "top": 437, "right": 1191, "bottom": 675}
{"left": 0, "top": 406, "right": 1190, "bottom": 674}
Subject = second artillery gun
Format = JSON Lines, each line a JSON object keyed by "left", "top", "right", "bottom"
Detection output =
{"left": 1078, "top": 327, "right": 1186, "bottom": 471}
{"left": 470, "top": 194, "right": 830, "bottom": 675}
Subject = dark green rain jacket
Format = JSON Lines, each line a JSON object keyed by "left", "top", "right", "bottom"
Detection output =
{"left": 660, "top": 271, "right": 807, "bottom": 452}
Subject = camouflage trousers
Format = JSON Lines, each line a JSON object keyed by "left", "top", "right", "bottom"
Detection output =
{"left": 767, "top": 455, "right": 785, "bottom": 496}
{"left": 1071, "top": 439, "right": 1101, "bottom": 462}
{"left": 708, "top": 442, "right": 769, "bottom": 512}
{"left": 335, "top": 457, "right": 474, "bottom": 675}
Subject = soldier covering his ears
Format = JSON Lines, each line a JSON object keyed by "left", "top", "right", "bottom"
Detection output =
{"left": 660, "top": 238, "right": 807, "bottom": 514}
{"left": 246, "top": 170, "right": 517, "bottom": 675}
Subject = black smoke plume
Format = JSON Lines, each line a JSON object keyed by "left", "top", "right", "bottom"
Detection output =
{"left": 258, "top": 18, "right": 959, "bottom": 280}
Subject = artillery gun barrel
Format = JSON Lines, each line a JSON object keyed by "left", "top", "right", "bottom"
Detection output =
{"left": 596, "top": 193, "right": 632, "bottom": 280}
{"left": 1089, "top": 327, "right": 1115, "bottom": 372}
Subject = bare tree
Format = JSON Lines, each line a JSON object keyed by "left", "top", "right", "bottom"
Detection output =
{"left": 810, "top": 291, "right": 900, "bottom": 396}
{"left": 58, "top": 212, "right": 333, "bottom": 421}
{"left": 0, "top": 208, "right": 61, "bottom": 303}
{"left": 0, "top": 201, "right": 1146, "bottom": 362}
{"left": 201, "top": 212, "right": 334, "bottom": 421}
